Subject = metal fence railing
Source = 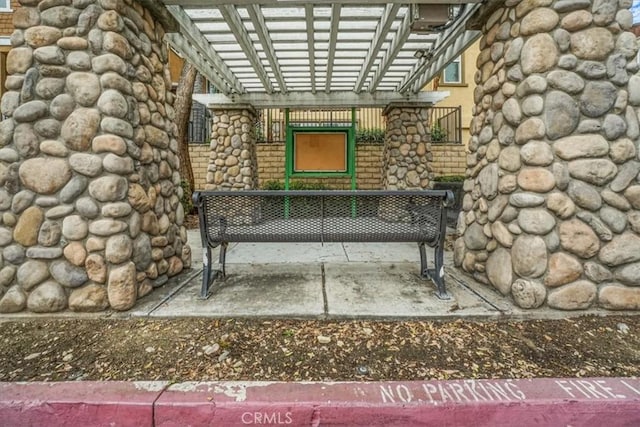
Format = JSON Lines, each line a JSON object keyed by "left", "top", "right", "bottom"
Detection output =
{"left": 187, "top": 102, "right": 211, "bottom": 143}
{"left": 429, "top": 106, "right": 462, "bottom": 144}
{"left": 255, "top": 108, "right": 386, "bottom": 144}
{"left": 187, "top": 106, "right": 462, "bottom": 145}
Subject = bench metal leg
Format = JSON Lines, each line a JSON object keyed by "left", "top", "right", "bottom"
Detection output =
{"left": 418, "top": 242, "right": 451, "bottom": 300}
{"left": 218, "top": 242, "right": 228, "bottom": 279}
{"left": 433, "top": 240, "right": 451, "bottom": 300}
{"left": 200, "top": 243, "right": 229, "bottom": 300}
{"left": 201, "top": 246, "right": 213, "bottom": 299}
{"left": 418, "top": 242, "right": 430, "bottom": 279}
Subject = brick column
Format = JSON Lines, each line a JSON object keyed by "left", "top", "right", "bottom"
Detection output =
{"left": 458, "top": 0, "right": 640, "bottom": 311}
{"left": 382, "top": 104, "right": 434, "bottom": 189}
{"left": 206, "top": 106, "right": 258, "bottom": 190}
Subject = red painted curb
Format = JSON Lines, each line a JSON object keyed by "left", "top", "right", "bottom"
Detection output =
{"left": 0, "top": 381, "right": 167, "bottom": 427}
{"left": 154, "top": 378, "right": 640, "bottom": 427}
{"left": 1, "top": 378, "right": 639, "bottom": 427}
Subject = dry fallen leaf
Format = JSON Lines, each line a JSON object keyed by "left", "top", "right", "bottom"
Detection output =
{"left": 0, "top": 316, "right": 638, "bottom": 382}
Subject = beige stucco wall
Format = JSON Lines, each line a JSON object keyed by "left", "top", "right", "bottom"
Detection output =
{"left": 424, "top": 40, "right": 480, "bottom": 147}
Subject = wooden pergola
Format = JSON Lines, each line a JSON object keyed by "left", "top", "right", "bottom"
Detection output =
{"left": 162, "top": 0, "right": 484, "bottom": 108}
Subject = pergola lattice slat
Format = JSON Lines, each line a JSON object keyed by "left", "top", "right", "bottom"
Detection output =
{"left": 164, "top": 0, "right": 483, "bottom": 6}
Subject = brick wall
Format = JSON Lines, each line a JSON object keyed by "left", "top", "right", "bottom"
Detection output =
{"left": 355, "top": 144, "right": 383, "bottom": 189}
{"left": 257, "top": 143, "right": 285, "bottom": 184}
{"left": 1, "top": 1, "right": 17, "bottom": 104}
{"left": 431, "top": 143, "right": 467, "bottom": 177}
{"left": 188, "top": 142, "right": 466, "bottom": 190}
{"left": 0, "top": 1, "right": 18, "bottom": 35}
{"left": 189, "top": 144, "right": 210, "bottom": 190}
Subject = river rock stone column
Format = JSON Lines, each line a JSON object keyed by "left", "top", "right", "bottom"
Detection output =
{"left": 457, "top": 0, "right": 640, "bottom": 311}
{"left": 382, "top": 104, "right": 434, "bottom": 189}
{"left": 205, "top": 106, "right": 258, "bottom": 190}
{"left": 0, "top": 0, "right": 190, "bottom": 313}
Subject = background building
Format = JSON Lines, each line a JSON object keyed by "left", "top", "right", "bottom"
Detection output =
{"left": 0, "top": 0, "right": 16, "bottom": 109}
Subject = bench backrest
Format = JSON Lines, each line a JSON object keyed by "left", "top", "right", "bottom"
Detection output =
{"left": 193, "top": 190, "right": 454, "bottom": 245}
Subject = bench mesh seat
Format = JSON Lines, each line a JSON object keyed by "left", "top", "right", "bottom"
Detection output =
{"left": 208, "top": 216, "right": 439, "bottom": 243}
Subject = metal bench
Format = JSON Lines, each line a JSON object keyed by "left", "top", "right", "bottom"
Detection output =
{"left": 192, "top": 189, "right": 454, "bottom": 300}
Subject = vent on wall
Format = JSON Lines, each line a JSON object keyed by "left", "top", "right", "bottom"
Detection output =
{"left": 410, "top": 4, "right": 452, "bottom": 33}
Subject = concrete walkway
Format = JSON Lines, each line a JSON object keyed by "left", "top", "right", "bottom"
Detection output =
{"left": 125, "top": 231, "right": 502, "bottom": 319}
{"left": 125, "top": 231, "right": 606, "bottom": 320}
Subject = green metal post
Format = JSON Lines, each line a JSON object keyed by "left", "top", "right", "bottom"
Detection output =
{"left": 350, "top": 107, "right": 357, "bottom": 217}
{"left": 350, "top": 107, "right": 356, "bottom": 190}
{"left": 284, "top": 108, "right": 290, "bottom": 191}
{"left": 284, "top": 108, "right": 290, "bottom": 218}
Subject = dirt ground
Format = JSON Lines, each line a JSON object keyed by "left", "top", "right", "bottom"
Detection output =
{"left": 3, "top": 215, "right": 638, "bottom": 383}
{"left": 1, "top": 315, "right": 638, "bottom": 382}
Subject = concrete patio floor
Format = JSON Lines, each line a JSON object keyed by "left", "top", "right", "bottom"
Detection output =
{"left": 124, "top": 231, "right": 614, "bottom": 321}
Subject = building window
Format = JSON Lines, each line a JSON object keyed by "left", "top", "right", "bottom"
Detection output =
{"left": 442, "top": 56, "right": 462, "bottom": 85}
{"left": 0, "top": 0, "right": 11, "bottom": 12}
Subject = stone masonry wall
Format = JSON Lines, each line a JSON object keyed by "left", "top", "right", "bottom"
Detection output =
{"left": 190, "top": 142, "right": 463, "bottom": 190}
{"left": 457, "top": 0, "right": 640, "bottom": 311}
{"left": 0, "top": 0, "right": 190, "bottom": 313}
{"left": 382, "top": 106, "right": 434, "bottom": 189}
{"left": 205, "top": 108, "right": 258, "bottom": 190}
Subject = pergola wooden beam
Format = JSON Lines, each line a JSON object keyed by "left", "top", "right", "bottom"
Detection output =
{"left": 304, "top": 4, "right": 317, "bottom": 94}
{"left": 368, "top": 8, "right": 411, "bottom": 93}
{"left": 165, "top": 33, "right": 230, "bottom": 93}
{"left": 165, "top": 1, "right": 483, "bottom": 97}
{"left": 193, "top": 90, "right": 450, "bottom": 109}
{"left": 247, "top": 4, "right": 288, "bottom": 93}
{"left": 354, "top": 3, "right": 401, "bottom": 94}
{"left": 166, "top": 5, "right": 244, "bottom": 94}
{"left": 410, "top": 30, "right": 480, "bottom": 93}
{"left": 397, "top": 4, "right": 482, "bottom": 94}
{"left": 325, "top": 3, "right": 341, "bottom": 94}
{"left": 219, "top": 4, "right": 275, "bottom": 93}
